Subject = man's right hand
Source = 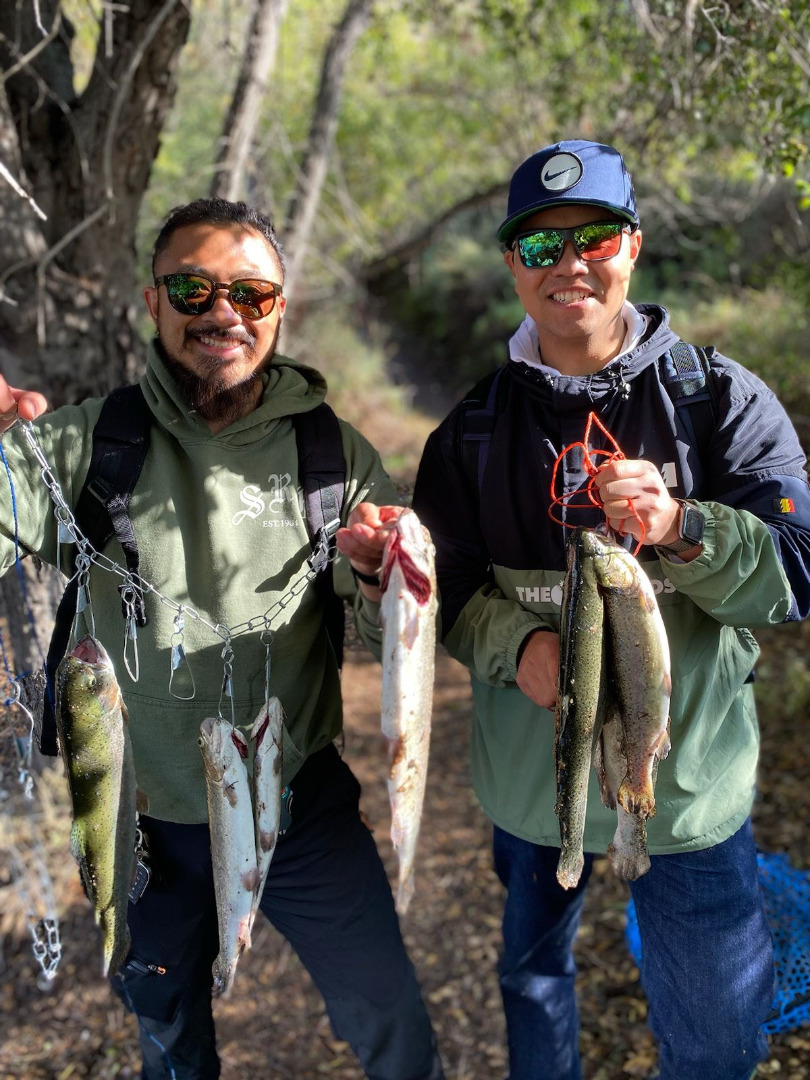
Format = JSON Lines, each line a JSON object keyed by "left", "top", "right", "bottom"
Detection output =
{"left": 515, "top": 629, "right": 560, "bottom": 710}
{"left": 0, "top": 374, "right": 48, "bottom": 433}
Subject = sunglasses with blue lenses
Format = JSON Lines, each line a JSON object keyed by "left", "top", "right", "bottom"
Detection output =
{"left": 154, "top": 273, "right": 283, "bottom": 320}
{"left": 512, "top": 220, "right": 635, "bottom": 269}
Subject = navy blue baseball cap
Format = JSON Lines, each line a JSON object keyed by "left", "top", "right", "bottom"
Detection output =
{"left": 497, "top": 140, "right": 639, "bottom": 245}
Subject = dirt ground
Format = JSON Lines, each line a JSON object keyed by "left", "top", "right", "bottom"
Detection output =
{"left": 1, "top": 616, "right": 809, "bottom": 1079}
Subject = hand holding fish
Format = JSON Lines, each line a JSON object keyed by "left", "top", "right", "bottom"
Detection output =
{"left": 515, "top": 629, "right": 560, "bottom": 709}
{"left": 591, "top": 459, "right": 681, "bottom": 546}
{"left": 337, "top": 502, "right": 406, "bottom": 597}
{"left": 0, "top": 373, "right": 48, "bottom": 432}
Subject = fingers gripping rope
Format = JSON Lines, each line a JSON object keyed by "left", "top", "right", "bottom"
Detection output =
{"left": 548, "top": 411, "right": 646, "bottom": 554}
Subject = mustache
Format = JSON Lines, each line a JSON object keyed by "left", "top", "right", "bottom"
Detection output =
{"left": 184, "top": 324, "right": 255, "bottom": 347}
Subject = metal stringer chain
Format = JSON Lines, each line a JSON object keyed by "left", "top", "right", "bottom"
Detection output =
{"left": 15, "top": 421, "right": 339, "bottom": 679}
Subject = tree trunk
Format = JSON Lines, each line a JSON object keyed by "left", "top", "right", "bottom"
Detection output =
{"left": 0, "top": 0, "right": 191, "bottom": 683}
{"left": 283, "top": 0, "right": 374, "bottom": 300}
{"left": 209, "top": 0, "right": 287, "bottom": 203}
{"left": 0, "top": 0, "right": 192, "bottom": 404}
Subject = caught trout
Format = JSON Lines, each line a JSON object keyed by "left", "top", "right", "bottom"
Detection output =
{"left": 55, "top": 635, "right": 137, "bottom": 976}
{"left": 249, "top": 697, "right": 284, "bottom": 925}
{"left": 380, "top": 508, "right": 437, "bottom": 914}
{"left": 594, "top": 706, "right": 652, "bottom": 881}
{"left": 590, "top": 533, "right": 671, "bottom": 820}
{"left": 555, "top": 529, "right": 606, "bottom": 890}
{"left": 198, "top": 717, "right": 259, "bottom": 997}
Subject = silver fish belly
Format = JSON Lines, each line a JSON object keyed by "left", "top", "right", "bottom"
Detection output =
{"left": 594, "top": 705, "right": 652, "bottom": 881}
{"left": 249, "top": 697, "right": 283, "bottom": 927}
{"left": 198, "top": 716, "right": 259, "bottom": 997}
{"left": 379, "top": 508, "right": 437, "bottom": 914}
{"left": 591, "top": 534, "right": 671, "bottom": 820}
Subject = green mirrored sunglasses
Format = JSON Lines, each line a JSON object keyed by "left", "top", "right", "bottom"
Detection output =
{"left": 512, "top": 221, "right": 634, "bottom": 269}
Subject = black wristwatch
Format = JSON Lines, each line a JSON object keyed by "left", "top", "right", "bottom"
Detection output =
{"left": 656, "top": 499, "right": 705, "bottom": 557}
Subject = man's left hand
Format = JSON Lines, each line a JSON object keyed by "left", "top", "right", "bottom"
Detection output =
{"left": 591, "top": 459, "right": 681, "bottom": 546}
{"left": 336, "top": 502, "right": 404, "bottom": 599}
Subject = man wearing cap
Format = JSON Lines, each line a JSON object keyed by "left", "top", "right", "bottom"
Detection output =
{"left": 412, "top": 141, "right": 810, "bottom": 1079}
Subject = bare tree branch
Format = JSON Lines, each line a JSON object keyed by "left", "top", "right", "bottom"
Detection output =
{"left": 358, "top": 181, "right": 508, "bottom": 287}
{"left": 283, "top": 0, "right": 374, "bottom": 299}
{"left": 210, "top": 0, "right": 287, "bottom": 202}
{"left": 0, "top": 7, "right": 62, "bottom": 83}
{"left": 0, "top": 160, "right": 47, "bottom": 219}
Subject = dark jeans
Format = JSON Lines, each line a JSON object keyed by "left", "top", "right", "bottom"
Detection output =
{"left": 112, "top": 744, "right": 444, "bottom": 1080}
{"left": 493, "top": 818, "right": 773, "bottom": 1080}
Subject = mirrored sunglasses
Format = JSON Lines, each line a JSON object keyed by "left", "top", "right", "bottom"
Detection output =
{"left": 513, "top": 221, "right": 634, "bottom": 269}
{"left": 154, "top": 273, "right": 283, "bottom": 320}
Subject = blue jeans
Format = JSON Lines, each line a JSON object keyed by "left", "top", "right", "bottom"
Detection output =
{"left": 493, "top": 819, "right": 773, "bottom": 1080}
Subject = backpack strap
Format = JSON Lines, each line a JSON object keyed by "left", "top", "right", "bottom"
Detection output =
{"left": 292, "top": 402, "right": 346, "bottom": 667}
{"left": 40, "top": 384, "right": 152, "bottom": 755}
{"left": 459, "top": 366, "right": 507, "bottom": 496}
{"left": 659, "top": 341, "right": 718, "bottom": 461}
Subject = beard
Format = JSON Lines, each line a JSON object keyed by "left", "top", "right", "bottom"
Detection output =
{"left": 156, "top": 321, "right": 281, "bottom": 426}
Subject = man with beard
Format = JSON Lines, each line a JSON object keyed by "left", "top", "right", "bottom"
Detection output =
{"left": 0, "top": 198, "right": 444, "bottom": 1080}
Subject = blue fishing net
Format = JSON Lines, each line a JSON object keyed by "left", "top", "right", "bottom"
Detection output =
{"left": 624, "top": 850, "right": 810, "bottom": 1034}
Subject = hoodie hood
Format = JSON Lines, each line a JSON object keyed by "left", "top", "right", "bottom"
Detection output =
{"left": 140, "top": 340, "right": 328, "bottom": 446}
{"left": 507, "top": 303, "right": 681, "bottom": 415}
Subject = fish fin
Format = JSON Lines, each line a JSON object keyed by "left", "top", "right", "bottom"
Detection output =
{"left": 653, "top": 727, "right": 671, "bottom": 761}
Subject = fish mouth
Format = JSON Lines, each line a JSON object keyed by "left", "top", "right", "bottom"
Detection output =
{"left": 72, "top": 635, "right": 107, "bottom": 666}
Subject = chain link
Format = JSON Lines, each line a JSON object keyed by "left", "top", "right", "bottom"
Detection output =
{"left": 17, "top": 421, "right": 336, "bottom": 644}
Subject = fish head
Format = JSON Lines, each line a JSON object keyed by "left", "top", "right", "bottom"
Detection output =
{"left": 198, "top": 716, "right": 249, "bottom": 782}
{"left": 589, "top": 535, "right": 637, "bottom": 592}
{"left": 58, "top": 636, "right": 122, "bottom": 718}
{"left": 380, "top": 509, "right": 436, "bottom": 605}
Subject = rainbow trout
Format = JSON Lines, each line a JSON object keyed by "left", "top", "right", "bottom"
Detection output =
{"left": 380, "top": 508, "right": 437, "bottom": 914}
{"left": 248, "top": 697, "right": 284, "bottom": 926}
{"left": 594, "top": 706, "right": 652, "bottom": 880}
{"left": 590, "top": 533, "right": 671, "bottom": 820}
{"left": 198, "top": 717, "right": 259, "bottom": 997}
{"left": 55, "top": 635, "right": 137, "bottom": 976}
{"left": 555, "top": 529, "right": 606, "bottom": 890}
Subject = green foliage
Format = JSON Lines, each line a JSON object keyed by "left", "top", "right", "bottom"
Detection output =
{"left": 660, "top": 287, "right": 810, "bottom": 416}
{"left": 381, "top": 214, "right": 521, "bottom": 389}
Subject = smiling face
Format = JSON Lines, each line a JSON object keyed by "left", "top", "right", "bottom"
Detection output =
{"left": 504, "top": 204, "right": 642, "bottom": 375}
{"left": 144, "top": 222, "right": 287, "bottom": 430}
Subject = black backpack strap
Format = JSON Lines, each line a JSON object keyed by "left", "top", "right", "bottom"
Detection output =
{"left": 40, "top": 385, "right": 151, "bottom": 755}
{"left": 459, "top": 365, "right": 507, "bottom": 496}
{"left": 292, "top": 403, "right": 346, "bottom": 667}
{"left": 659, "top": 341, "right": 718, "bottom": 461}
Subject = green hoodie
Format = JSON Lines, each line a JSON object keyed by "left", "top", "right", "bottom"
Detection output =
{"left": 0, "top": 344, "right": 396, "bottom": 822}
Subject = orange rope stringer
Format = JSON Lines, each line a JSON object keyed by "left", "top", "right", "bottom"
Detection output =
{"left": 548, "top": 411, "right": 646, "bottom": 554}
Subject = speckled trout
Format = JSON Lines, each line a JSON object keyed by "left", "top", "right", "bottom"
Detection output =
{"left": 555, "top": 529, "right": 606, "bottom": 890}
{"left": 380, "top": 508, "right": 437, "bottom": 914}
{"left": 593, "top": 705, "right": 652, "bottom": 881}
{"left": 590, "top": 533, "right": 671, "bottom": 820}
{"left": 198, "top": 717, "right": 259, "bottom": 997}
{"left": 248, "top": 697, "right": 283, "bottom": 926}
{"left": 55, "top": 635, "right": 137, "bottom": 976}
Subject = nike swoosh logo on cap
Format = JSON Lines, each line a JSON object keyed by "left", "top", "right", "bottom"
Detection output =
{"left": 543, "top": 166, "right": 576, "bottom": 183}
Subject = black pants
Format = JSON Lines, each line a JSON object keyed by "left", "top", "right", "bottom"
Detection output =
{"left": 111, "top": 744, "right": 444, "bottom": 1080}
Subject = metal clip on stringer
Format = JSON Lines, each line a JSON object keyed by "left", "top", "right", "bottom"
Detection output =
{"left": 261, "top": 628, "right": 274, "bottom": 714}
{"left": 73, "top": 550, "right": 95, "bottom": 640}
{"left": 169, "top": 609, "right": 196, "bottom": 700}
{"left": 7, "top": 679, "right": 35, "bottom": 800}
{"left": 307, "top": 519, "right": 340, "bottom": 576}
{"left": 218, "top": 638, "right": 236, "bottom": 728}
{"left": 120, "top": 580, "right": 140, "bottom": 682}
